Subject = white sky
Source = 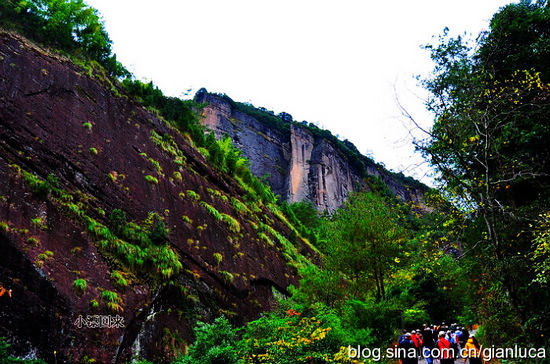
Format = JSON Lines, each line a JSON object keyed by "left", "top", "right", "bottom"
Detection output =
{"left": 86, "top": 0, "right": 514, "bottom": 186}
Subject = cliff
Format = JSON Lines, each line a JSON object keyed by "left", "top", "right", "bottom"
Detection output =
{"left": 197, "top": 91, "right": 428, "bottom": 212}
{"left": 0, "top": 31, "right": 317, "bottom": 363}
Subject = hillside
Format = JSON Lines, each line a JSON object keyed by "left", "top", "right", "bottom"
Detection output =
{"left": 196, "top": 90, "right": 428, "bottom": 212}
{"left": 0, "top": 30, "right": 318, "bottom": 363}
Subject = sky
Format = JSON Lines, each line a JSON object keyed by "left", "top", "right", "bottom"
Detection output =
{"left": 86, "top": 0, "right": 515, "bottom": 186}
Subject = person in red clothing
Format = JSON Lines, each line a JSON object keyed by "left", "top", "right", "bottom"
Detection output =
{"left": 436, "top": 331, "right": 455, "bottom": 364}
{"left": 411, "top": 330, "right": 423, "bottom": 356}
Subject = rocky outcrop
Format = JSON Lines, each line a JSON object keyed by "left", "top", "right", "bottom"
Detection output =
{"left": 0, "top": 31, "right": 316, "bottom": 363}
{"left": 197, "top": 91, "right": 428, "bottom": 212}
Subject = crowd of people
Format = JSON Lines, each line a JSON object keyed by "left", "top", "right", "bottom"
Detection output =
{"left": 398, "top": 323, "right": 484, "bottom": 364}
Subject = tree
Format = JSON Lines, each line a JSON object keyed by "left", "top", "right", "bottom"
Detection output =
{"left": 0, "top": 0, "right": 129, "bottom": 77}
{"left": 324, "top": 192, "right": 405, "bottom": 301}
{"left": 416, "top": 0, "right": 550, "bottom": 345}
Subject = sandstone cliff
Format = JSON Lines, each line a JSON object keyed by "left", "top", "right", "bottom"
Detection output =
{"left": 0, "top": 31, "right": 316, "bottom": 363}
{"left": 197, "top": 91, "right": 428, "bottom": 212}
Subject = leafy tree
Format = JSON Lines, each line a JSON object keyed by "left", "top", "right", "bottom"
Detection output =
{"left": 174, "top": 317, "right": 239, "bottom": 364}
{"left": 0, "top": 0, "right": 128, "bottom": 77}
{"left": 324, "top": 192, "right": 405, "bottom": 300}
{"left": 417, "top": 0, "right": 550, "bottom": 346}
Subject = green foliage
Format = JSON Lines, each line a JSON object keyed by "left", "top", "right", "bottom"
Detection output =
{"left": 31, "top": 217, "right": 47, "bottom": 230}
{"left": 20, "top": 170, "right": 60, "bottom": 200}
{"left": 101, "top": 290, "right": 122, "bottom": 312}
{"left": 419, "top": 2, "right": 550, "bottom": 346}
{"left": 0, "top": 0, "right": 128, "bottom": 77}
{"left": 26, "top": 237, "right": 39, "bottom": 246}
{"left": 90, "top": 299, "right": 99, "bottom": 309}
{"left": 110, "top": 270, "right": 128, "bottom": 289}
{"left": 402, "top": 307, "right": 430, "bottom": 329}
{"left": 220, "top": 213, "right": 240, "bottom": 233}
{"left": 213, "top": 252, "right": 223, "bottom": 266}
{"left": 177, "top": 304, "right": 375, "bottom": 364}
{"left": 219, "top": 271, "right": 234, "bottom": 285}
{"left": 145, "top": 175, "right": 159, "bottom": 184}
{"left": 200, "top": 202, "right": 222, "bottom": 220}
{"left": 122, "top": 79, "right": 203, "bottom": 142}
{"left": 89, "top": 147, "right": 98, "bottom": 155}
{"left": 323, "top": 192, "right": 405, "bottom": 300}
{"left": 231, "top": 197, "right": 249, "bottom": 216}
{"left": 174, "top": 316, "right": 239, "bottom": 364}
{"left": 186, "top": 189, "right": 200, "bottom": 201}
{"left": 82, "top": 122, "right": 92, "bottom": 130}
{"left": 0, "top": 336, "right": 46, "bottom": 363}
{"left": 0, "top": 222, "right": 8, "bottom": 234}
{"left": 73, "top": 278, "right": 87, "bottom": 293}
{"left": 258, "top": 232, "right": 273, "bottom": 247}
{"left": 37, "top": 250, "right": 54, "bottom": 261}
{"left": 532, "top": 212, "right": 550, "bottom": 284}
{"left": 101, "top": 209, "right": 181, "bottom": 280}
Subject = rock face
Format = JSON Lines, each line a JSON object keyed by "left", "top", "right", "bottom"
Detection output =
{"left": 0, "top": 31, "right": 317, "bottom": 363}
{"left": 197, "top": 91, "right": 428, "bottom": 212}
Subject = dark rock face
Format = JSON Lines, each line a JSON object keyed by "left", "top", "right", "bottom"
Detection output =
{"left": 197, "top": 93, "right": 428, "bottom": 212}
{"left": 0, "top": 32, "right": 316, "bottom": 363}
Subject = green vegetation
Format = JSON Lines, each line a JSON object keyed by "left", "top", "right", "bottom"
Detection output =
{"left": 26, "top": 237, "right": 39, "bottom": 246}
{"left": 90, "top": 299, "right": 99, "bottom": 309}
{"left": 31, "top": 216, "right": 47, "bottom": 230}
{"left": 415, "top": 0, "right": 550, "bottom": 348}
{"left": 213, "top": 252, "right": 223, "bottom": 266}
{"left": 231, "top": 197, "right": 249, "bottom": 216}
{"left": 186, "top": 189, "right": 200, "bottom": 201}
{"left": 111, "top": 270, "right": 128, "bottom": 289}
{"left": 36, "top": 250, "right": 54, "bottom": 267}
{"left": 8, "top": 0, "right": 550, "bottom": 361}
{"left": 219, "top": 271, "right": 234, "bottom": 284}
{"left": 145, "top": 175, "right": 159, "bottom": 184}
{"left": 13, "top": 167, "right": 183, "bottom": 283}
{"left": 220, "top": 213, "right": 240, "bottom": 233}
{"left": 181, "top": 215, "right": 192, "bottom": 224}
{"left": 107, "top": 172, "right": 117, "bottom": 182}
{"left": 101, "top": 290, "right": 122, "bottom": 312}
{"left": 0, "top": 336, "right": 45, "bottom": 363}
{"left": 89, "top": 147, "right": 98, "bottom": 155}
{"left": 200, "top": 202, "right": 222, "bottom": 220}
{"left": 0, "top": 0, "right": 128, "bottom": 78}
{"left": 73, "top": 278, "right": 87, "bottom": 294}
{"left": 13, "top": 167, "right": 60, "bottom": 200}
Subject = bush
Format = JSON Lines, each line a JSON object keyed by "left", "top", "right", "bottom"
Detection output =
{"left": 145, "top": 175, "right": 158, "bottom": 184}
{"left": 213, "top": 252, "right": 223, "bottom": 266}
{"left": 201, "top": 202, "right": 222, "bottom": 220}
{"left": 73, "top": 278, "right": 87, "bottom": 294}
{"left": 174, "top": 316, "right": 239, "bottom": 364}
{"left": 101, "top": 290, "right": 122, "bottom": 312}
{"left": 186, "top": 190, "right": 200, "bottom": 201}
{"left": 110, "top": 271, "right": 128, "bottom": 289}
{"left": 220, "top": 214, "right": 240, "bottom": 233}
{"left": 219, "top": 271, "right": 234, "bottom": 284}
